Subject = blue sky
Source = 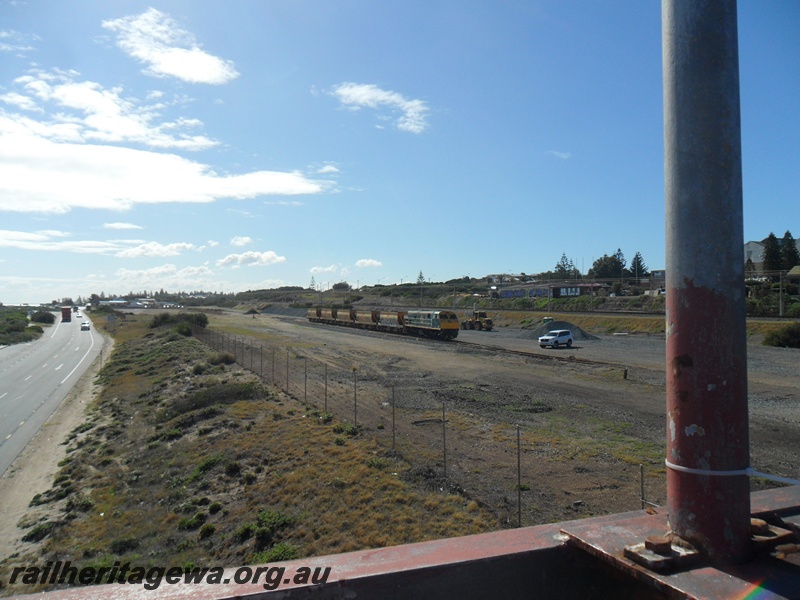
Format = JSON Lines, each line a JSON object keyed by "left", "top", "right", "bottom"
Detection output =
{"left": 1, "top": 1, "right": 798, "bottom": 305}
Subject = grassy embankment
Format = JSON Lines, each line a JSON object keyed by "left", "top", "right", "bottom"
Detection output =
{"left": 491, "top": 309, "right": 790, "bottom": 338}
{"left": 0, "top": 312, "right": 494, "bottom": 596}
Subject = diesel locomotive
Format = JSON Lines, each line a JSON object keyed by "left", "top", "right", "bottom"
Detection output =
{"left": 306, "top": 308, "right": 460, "bottom": 340}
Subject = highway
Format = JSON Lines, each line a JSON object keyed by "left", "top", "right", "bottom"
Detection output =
{"left": 0, "top": 311, "right": 102, "bottom": 476}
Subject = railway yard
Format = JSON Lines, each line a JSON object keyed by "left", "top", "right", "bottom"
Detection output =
{"left": 227, "top": 311, "right": 800, "bottom": 526}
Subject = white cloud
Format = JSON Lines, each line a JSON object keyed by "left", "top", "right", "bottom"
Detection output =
{"left": 216, "top": 250, "right": 285, "bottom": 268}
{"left": 310, "top": 264, "right": 338, "bottom": 274}
{"left": 317, "top": 164, "right": 339, "bottom": 174}
{"left": 114, "top": 263, "right": 216, "bottom": 289}
{"left": 0, "top": 67, "right": 332, "bottom": 214}
{"left": 546, "top": 150, "right": 572, "bottom": 160}
{"left": 0, "top": 30, "right": 36, "bottom": 54}
{"left": 0, "top": 229, "right": 125, "bottom": 254}
{"left": 263, "top": 200, "right": 304, "bottom": 206}
{"left": 104, "top": 222, "right": 143, "bottom": 230}
{"left": 0, "top": 129, "right": 329, "bottom": 213}
{"left": 230, "top": 236, "right": 253, "bottom": 247}
{"left": 331, "top": 82, "right": 429, "bottom": 134}
{"left": 115, "top": 241, "right": 195, "bottom": 258}
{"left": 10, "top": 70, "right": 217, "bottom": 150}
{"left": 0, "top": 91, "right": 41, "bottom": 112}
{"left": 356, "top": 258, "right": 382, "bottom": 268}
{"left": 102, "top": 8, "right": 239, "bottom": 85}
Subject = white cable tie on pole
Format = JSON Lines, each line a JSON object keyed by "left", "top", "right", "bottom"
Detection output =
{"left": 665, "top": 459, "right": 800, "bottom": 486}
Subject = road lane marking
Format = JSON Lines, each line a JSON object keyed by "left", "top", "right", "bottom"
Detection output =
{"left": 60, "top": 332, "right": 96, "bottom": 385}
{"left": 24, "top": 375, "right": 32, "bottom": 381}
{"left": 55, "top": 364, "right": 64, "bottom": 371}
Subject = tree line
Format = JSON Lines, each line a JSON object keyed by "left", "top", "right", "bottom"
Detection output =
{"left": 747, "top": 230, "right": 799, "bottom": 280}
{"left": 550, "top": 249, "right": 649, "bottom": 282}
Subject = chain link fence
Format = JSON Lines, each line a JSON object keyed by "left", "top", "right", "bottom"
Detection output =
{"left": 192, "top": 325, "right": 659, "bottom": 526}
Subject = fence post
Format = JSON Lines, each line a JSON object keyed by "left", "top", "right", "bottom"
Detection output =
{"left": 392, "top": 385, "right": 396, "bottom": 452}
{"left": 324, "top": 363, "right": 328, "bottom": 413}
{"left": 641, "top": 464, "right": 646, "bottom": 510}
{"left": 286, "top": 350, "right": 290, "bottom": 394}
{"left": 353, "top": 368, "right": 357, "bottom": 426}
{"left": 442, "top": 401, "right": 446, "bottom": 480}
{"left": 304, "top": 356, "right": 307, "bottom": 404}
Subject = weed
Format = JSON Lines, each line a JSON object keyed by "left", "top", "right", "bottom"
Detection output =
{"left": 209, "top": 352, "right": 236, "bottom": 365}
{"left": 109, "top": 538, "right": 139, "bottom": 554}
{"left": 187, "top": 455, "right": 225, "bottom": 483}
{"left": 177, "top": 513, "right": 208, "bottom": 531}
{"left": 22, "top": 522, "right": 57, "bottom": 543}
{"left": 199, "top": 523, "right": 216, "bottom": 539}
{"left": 251, "top": 542, "right": 299, "bottom": 564}
{"left": 224, "top": 461, "right": 242, "bottom": 477}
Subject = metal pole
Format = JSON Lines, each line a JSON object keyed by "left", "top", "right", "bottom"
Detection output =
{"left": 286, "top": 350, "right": 290, "bottom": 394}
{"left": 517, "top": 425, "right": 522, "bottom": 528}
{"left": 353, "top": 368, "right": 357, "bottom": 426}
{"left": 304, "top": 357, "right": 307, "bottom": 403}
{"left": 392, "top": 386, "right": 396, "bottom": 452}
{"left": 663, "top": 0, "right": 750, "bottom": 564}
{"left": 324, "top": 363, "right": 328, "bottom": 413}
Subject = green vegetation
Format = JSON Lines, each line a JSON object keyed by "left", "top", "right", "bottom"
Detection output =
{"left": 763, "top": 322, "right": 800, "bottom": 348}
{"left": 30, "top": 311, "right": 56, "bottom": 325}
{"left": 0, "top": 313, "right": 495, "bottom": 595}
{"left": 0, "top": 308, "right": 44, "bottom": 345}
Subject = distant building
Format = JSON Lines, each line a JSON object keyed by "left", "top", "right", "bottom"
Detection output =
{"left": 744, "top": 237, "right": 800, "bottom": 274}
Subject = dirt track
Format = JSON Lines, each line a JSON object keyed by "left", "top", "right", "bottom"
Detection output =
{"left": 225, "top": 314, "right": 800, "bottom": 527}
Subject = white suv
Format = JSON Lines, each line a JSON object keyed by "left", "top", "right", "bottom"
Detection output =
{"left": 538, "top": 329, "right": 573, "bottom": 349}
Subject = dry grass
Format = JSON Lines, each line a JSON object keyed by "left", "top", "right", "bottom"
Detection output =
{"left": 496, "top": 309, "right": 789, "bottom": 337}
{"left": 0, "top": 314, "right": 495, "bottom": 597}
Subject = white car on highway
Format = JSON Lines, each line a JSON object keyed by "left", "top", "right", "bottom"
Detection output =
{"left": 538, "top": 329, "right": 573, "bottom": 349}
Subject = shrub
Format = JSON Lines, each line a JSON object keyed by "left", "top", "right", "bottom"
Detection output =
{"left": 150, "top": 311, "right": 208, "bottom": 329}
{"left": 166, "top": 382, "right": 265, "bottom": 418}
{"left": 252, "top": 542, "right": 299, "bottom": 564}
{"left": 199, "top": 523, "right": 216, "bottom": 539}
{"left": 763, "top": 322, "right": 800, "bottom": 348}
{"left": 178, "top": 512, "right": 208, "bottom": 530}
{"left": 188, "top": 455, "right": 225, "bottom": 482}
{"left": 173, "top": 322, "right": 192, "bottom": 336}
{"left": 31, "top": 311, "right": 56, "bottom": 324}
{"left": 209, "top": 352, "right": 236, "bottom": 366}
{"left": 110, "top": 537, "right": 139, "bottom": 554}
{"left": 22, "top": 521, "right": 57, "bottom": 542}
